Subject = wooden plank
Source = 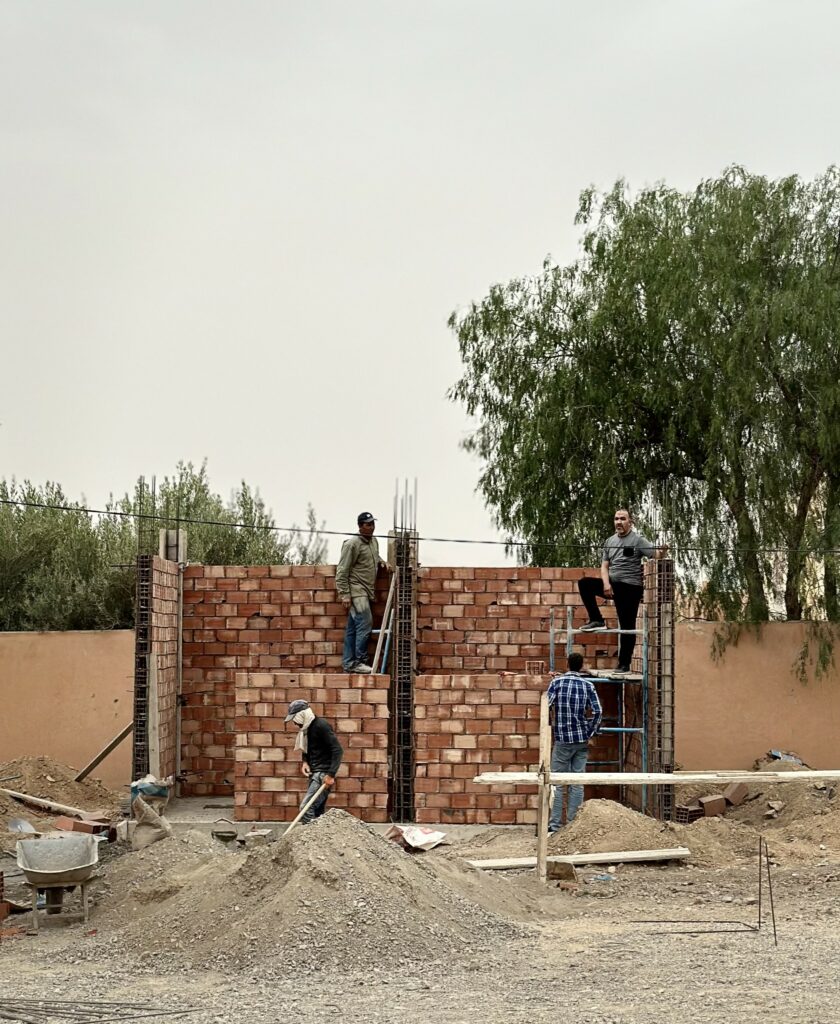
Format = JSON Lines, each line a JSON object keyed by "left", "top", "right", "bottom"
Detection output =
{"left": 0, "top": 789, "right": 90, "bottom": 818}
{"left": 468, "top": 848, "right": 691, "bottom": 871}
{"left": 74, "top": 722, "right": 134, "bottom": 782}
{"left": 473, "top": 769, "right": 840, "bottom": 787}
{"left": 536, "top": 692, "right": 551, "bottom": 884}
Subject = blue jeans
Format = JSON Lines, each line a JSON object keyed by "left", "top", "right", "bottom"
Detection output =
{"left": 342, "top": 594, "right": 373, "bottom": 671}
{"left": 301, "top": 770, "right": 331, "bottom": 824}
{"left": 549, "top": 741, "right": 589, "bottom": 831}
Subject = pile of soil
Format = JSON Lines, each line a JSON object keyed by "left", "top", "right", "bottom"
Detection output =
{"left": 0, "top": 756, "right": 123, "bottom": 853}
{"left": 80, "top": 811, "right": 525, "bottom": 975}
{"left": 0, "top": 756, "right": 122, "bottom": 813}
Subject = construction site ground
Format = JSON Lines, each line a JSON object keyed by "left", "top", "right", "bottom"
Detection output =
{"left": 2, "top": 759, "right": 840, "bottom": 1023}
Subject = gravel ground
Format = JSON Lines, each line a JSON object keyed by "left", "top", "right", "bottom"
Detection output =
{"left": 3, "top": 860, "right": 840, "bottom": 1024}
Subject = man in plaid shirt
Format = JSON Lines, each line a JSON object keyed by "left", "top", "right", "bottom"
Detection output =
{"left": 546, "top": 652, "right": 602, "bottom": 831}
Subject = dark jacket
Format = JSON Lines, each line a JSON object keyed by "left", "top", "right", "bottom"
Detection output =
{"left": 303, "top": 717, "right": 344, "bottom": 776}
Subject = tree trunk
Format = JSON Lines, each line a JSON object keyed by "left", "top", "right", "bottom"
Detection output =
{"left": 784, "top": 459, "right": 823, "bottom": 620}
{"left": 825, "top": 474, "right": 840, "bottom": 622}
{"left": 723, "top": 484, "right": 769, "bottom": 621}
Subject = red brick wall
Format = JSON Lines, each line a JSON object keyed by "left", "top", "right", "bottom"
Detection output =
{"left": 416, "top": 566, "right": 624, "bottom": 674}
{"left": 180, "top": 564, "right": 389, "bottom": 795}
{"left": 234, "top": 672, "right": 389, "bottom": 822}
{"left": 414, "top": 673, "right": 621, "bottom": 825}
{"left": 150, "top": 556, "right": 180, "bottom": 779}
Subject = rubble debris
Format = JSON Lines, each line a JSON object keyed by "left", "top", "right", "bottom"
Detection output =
{"left": 699, "top": 795, "right": 727, "bottom": 817}
{"left": 723, "top": 782, "right": 749, "bottom": 806}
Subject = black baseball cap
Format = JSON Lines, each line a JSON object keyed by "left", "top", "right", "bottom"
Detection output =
{"left": 357, "top": 512, "right": 376, "bottom": 525}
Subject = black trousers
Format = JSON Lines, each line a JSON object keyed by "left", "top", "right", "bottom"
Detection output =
{"left": 577, "top": 577, "right": 643, "bottom": 669}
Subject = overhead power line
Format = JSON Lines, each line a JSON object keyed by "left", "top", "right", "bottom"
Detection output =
{"left": 1, "top": 496, "right": 839, "bottom": 556}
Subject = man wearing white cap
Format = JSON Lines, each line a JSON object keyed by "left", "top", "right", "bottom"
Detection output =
{"left": 285, "top": 699, "right": 343, "bottom": 824}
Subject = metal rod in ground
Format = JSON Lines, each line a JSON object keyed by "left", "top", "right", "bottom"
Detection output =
{"left": 763, "top": 838, "right": 778, "bottom": 947}
{"left": 757, "top": 835, "right": 763, "bottom": 931}
{"left": 283, "top": 783, "right": 328, "bottom": 837}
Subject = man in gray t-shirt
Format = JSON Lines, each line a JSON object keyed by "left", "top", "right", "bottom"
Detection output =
{"left": 578, "top": 509, "right": 667, "bottom": 672}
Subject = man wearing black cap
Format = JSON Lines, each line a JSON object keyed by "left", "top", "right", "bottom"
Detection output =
{"left": 336, "top": 511, "right": 386, "bottom": 673}
{"left": 285, "top": 699, "right": 343, "bottom": 824}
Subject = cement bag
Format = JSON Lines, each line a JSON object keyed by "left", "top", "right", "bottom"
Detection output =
{"left": 131, "top": 795, "right": 172, "bottom": 851}
{"left": 384, "top": 824, "right": 447, "bottom": 852}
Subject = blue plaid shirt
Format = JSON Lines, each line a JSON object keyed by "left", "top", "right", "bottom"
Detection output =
{"left": 547, "top": 672, "right": 603, "bottom": 744}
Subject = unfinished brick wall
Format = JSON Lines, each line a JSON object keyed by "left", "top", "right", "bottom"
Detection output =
{"left": 180, "top": 564, "right": 389, "bottom": 795}
{"left": 414, "top": 673, "right": 620, "bottom": 825}
{"left": 234, "top": 672, "right": 389, "bottom": 822}
{"left": 416, "top": 566, "right": 624, "bottom": 674}
{"left": 149, "top": 556, "right": 180, "bottom": 779}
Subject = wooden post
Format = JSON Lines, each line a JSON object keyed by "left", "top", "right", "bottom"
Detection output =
{"left": 536, "top": 692, "right": 552, "bottom": 884}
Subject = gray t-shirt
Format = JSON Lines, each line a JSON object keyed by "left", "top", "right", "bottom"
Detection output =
{"left": 602, "top": 529, "right": 655, "bottom": 587}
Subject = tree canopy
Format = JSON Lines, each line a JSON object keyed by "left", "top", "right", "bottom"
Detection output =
{"left": 449, "top": 166, "right": 840, "bottom": 623}
{"left": 0, "top": 462, "right": 327, "bottom": 631}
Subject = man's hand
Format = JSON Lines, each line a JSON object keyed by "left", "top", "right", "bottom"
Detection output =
{"left": 301, "top": 763, "right": 311, "bottom": 777}
{"left": 340, "top": 595, "right": 351, "bottom": 609}
{"left": 603, "top": 583, "right": 613, "bottom": 598}
{"left": 655, "top": 544, "right": 670, "bottom": 559}
{"left": 323, "top": 774, "right": 335, "bottom": 788}
{"left": 378, "top": 560, "right": 387, "bottom": 571}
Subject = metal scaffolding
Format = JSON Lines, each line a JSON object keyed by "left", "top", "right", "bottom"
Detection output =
{"left": 550, "top": 558, "right": 677, "bottom": 820}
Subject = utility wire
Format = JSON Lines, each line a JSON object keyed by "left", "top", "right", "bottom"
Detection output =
{"left": 1, "top": 496, "right": 838, "bottom": 555}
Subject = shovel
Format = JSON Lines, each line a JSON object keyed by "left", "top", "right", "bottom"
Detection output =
{"left": 283, "top": 783, "right": 328, "bottom": 838}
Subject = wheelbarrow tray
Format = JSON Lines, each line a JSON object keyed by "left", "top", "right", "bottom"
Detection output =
{"left": 16, "top": 835, "right": 99, "bottom": 886}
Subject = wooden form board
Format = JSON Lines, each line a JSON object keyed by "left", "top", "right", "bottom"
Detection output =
{"left": 536, "top": 692, "right": 551, "bottom": 884}
{"left": 468, "top": 848, "right": 691, "bottom": 871}
{"left": 473, "top": 770, "right": 840, "bottom": 787}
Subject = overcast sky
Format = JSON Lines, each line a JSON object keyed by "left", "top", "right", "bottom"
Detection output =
{"left": 1, "top": 1, "right": 837, "bottom": 564}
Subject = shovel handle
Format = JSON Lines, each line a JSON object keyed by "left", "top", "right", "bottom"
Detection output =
{"left": 284, "top": 783, "right": 328, "bottom": 837}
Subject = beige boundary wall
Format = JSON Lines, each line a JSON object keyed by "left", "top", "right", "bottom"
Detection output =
{"left": 0, "top": 630, "right": 134, "bottom": 788}
{"left": 676, "top": 621, "right": 840, "bottom": 770}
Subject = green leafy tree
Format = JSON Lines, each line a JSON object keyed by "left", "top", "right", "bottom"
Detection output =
{"left": 449, "top": 166, "right": 840, "bottom": 624}
{"left": 0, "top": 463, "right": 327, "bottom": 631}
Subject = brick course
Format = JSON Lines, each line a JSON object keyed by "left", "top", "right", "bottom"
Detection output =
{"left": 416, "top": 566, "right": 630, "bottom": 674}
{"left": 234, "top": 672, "right": 389, "bottom": 822}
{"left": 414, "top": 673, "right": 620, "bottom": 825}
{"left": 180, "top": 564, "right": 389, "bottom": 795}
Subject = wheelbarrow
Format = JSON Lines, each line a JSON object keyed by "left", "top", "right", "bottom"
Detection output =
{"left": 16, "top": 835, "right": 99, "bottom": 932}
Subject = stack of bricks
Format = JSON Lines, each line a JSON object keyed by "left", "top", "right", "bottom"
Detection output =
{"left": 234, "top": 672, "right": 390, "bottom": 822}
{"left": 415, "top": 567, "right": 622, "bottom": 674}
{"left": 414, "top": 673, "right": 621, "bottom": 824}
{"left": 150, "top": 556, "right": 180, "bottom": 778}
{"left": 180, "top": 565, "right": 388, "bottom": 795}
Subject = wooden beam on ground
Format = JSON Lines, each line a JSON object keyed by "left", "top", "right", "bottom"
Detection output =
{"left": 536, "top": 692, "right": 551, "bottom": 884}
{"left": 473, "top": 770, "right": 840, "bottom": 787}
{"left": 74, "top": 722, "right": 134, "bottom": 782}
{"left": 468, "top": 847, "right": 691, "bottom": 871}
{"left": 0, "top": 789, "right": 90, "bottom": 818}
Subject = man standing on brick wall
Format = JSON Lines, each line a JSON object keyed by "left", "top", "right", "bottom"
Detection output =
{"left": 577, "top": 508, "right": 668, "bottom": 674}
{"left": 547, "top": 652, "right": 602, "bottom": 832}
{"left": 336, "top": 511, "right": 387, "bottom": 673}
{"left": 285, "top": 699, "right": 344, "bottom": 824}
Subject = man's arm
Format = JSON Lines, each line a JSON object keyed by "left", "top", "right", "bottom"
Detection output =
{"left": 586, "top": 683, "right": 603, "bottom": 738}
{"left": 335, "top": 538, "right": 355, "bottom": 606}
{"left": 323, "top": 722, "right": 343, "bottom": 782}
{"left": 600, "top": 559, "right": 612, "bottom": 596}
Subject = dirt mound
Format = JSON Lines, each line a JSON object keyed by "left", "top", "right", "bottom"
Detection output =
{"left": 83, "top": 811, "right": 524, "bottom": 975}
{"left": 548, "top": 799, "right": 674, "bottom": 855}
{"left": 0, "top": 756, "right": 122, "bottom": 813}
{"left": 0, "top": 756, "right": 123, "bottom": 853}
